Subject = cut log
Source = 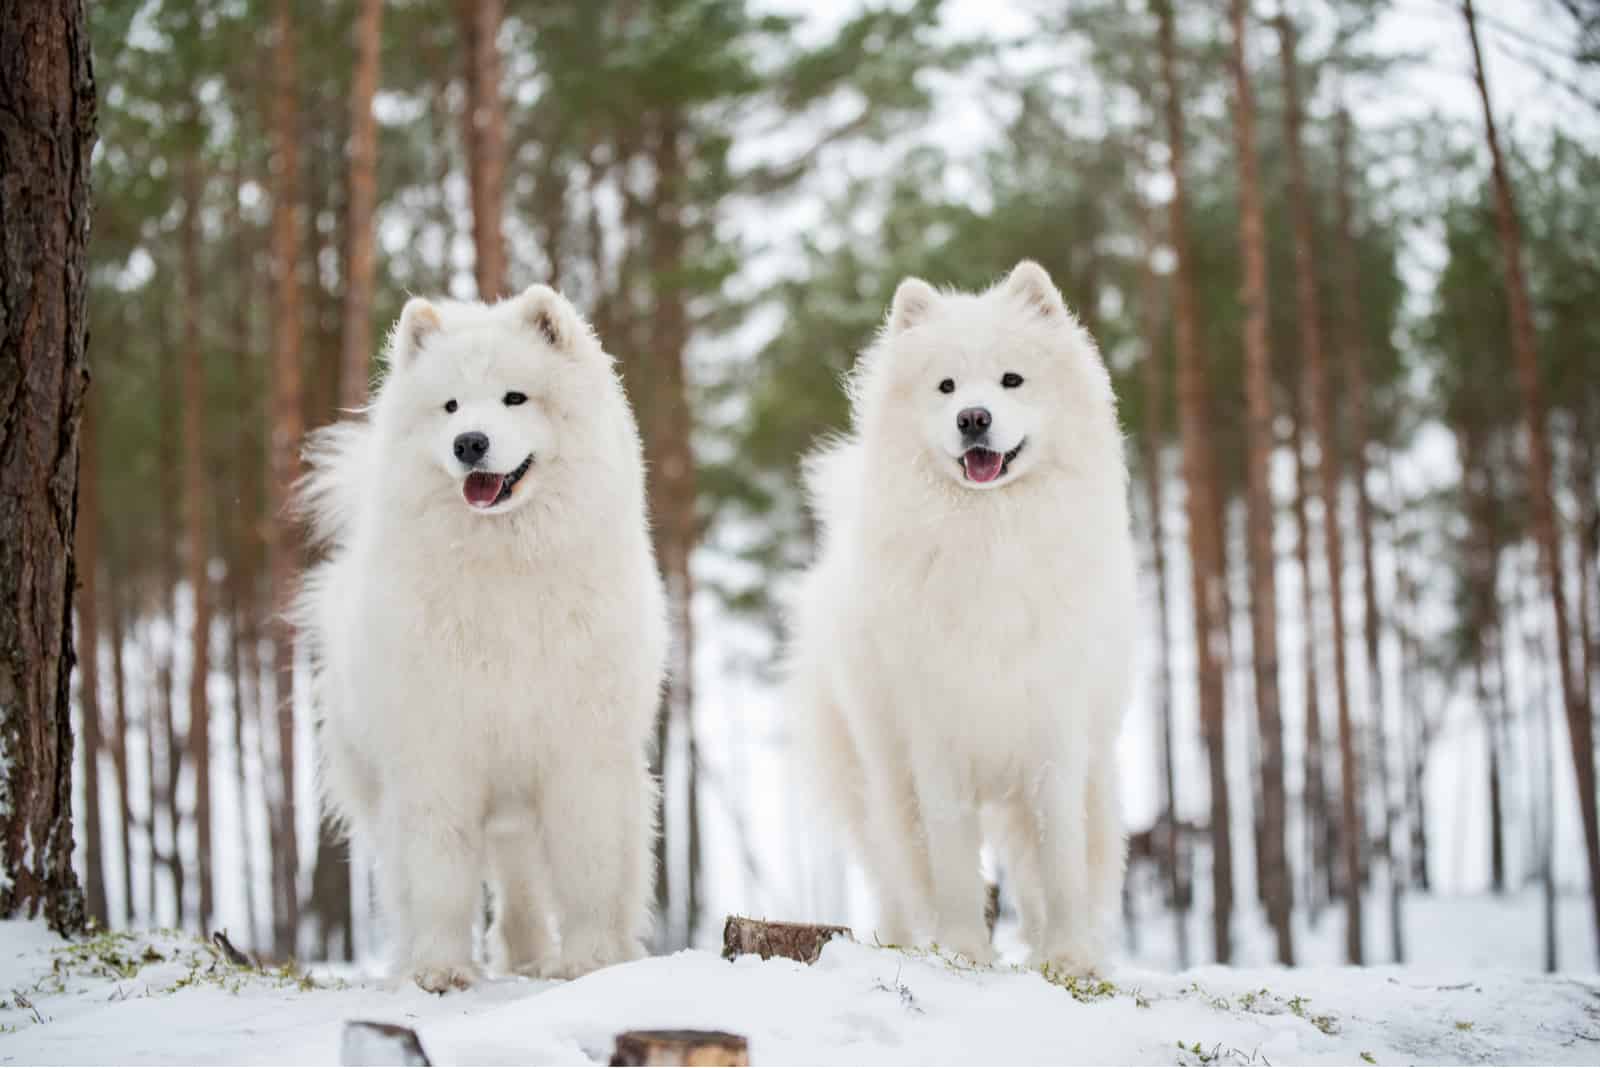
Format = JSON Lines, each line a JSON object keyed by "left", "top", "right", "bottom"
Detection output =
{"left": 610, "top": 1029, "right": 749, "bottom": 1067}
{"left": 721, "top": 916, "right": 850, "bottom": 964}
{"left": 211, "top": 930, "right": 256, "bottom": 969}
{"left": 341, "top": 1021, "right": 431, "bottom": 1066}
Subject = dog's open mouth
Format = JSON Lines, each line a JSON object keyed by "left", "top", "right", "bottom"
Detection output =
{"left": 960, "top": 440, "right": 1025, "bottom": 484}
{"left": 462, "top": 454, "right": 533, "bottom": 509}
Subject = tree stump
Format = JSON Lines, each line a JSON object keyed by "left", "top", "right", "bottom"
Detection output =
{"left": 341, "top": 1021, "right": 431, "bottom": 1066}
{"left": 721, "top": 916, "right": 850, "bottom": 964}
{"left": 610, "top": 1029, "right": 749, "bottom": 1066}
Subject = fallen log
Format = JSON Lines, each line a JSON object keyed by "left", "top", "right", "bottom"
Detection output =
{"left": 610, "top": 1029, "right": 749, "bottom": 1066}
{"left": 341, "top": 1021, "right": 432, "bottom": 1066}
{"left": 721, "top": 916, "right": 850, "bottom": 964}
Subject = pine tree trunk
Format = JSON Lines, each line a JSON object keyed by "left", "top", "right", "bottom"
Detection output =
{"left": 267, "top": 0, "right": 306, "bottom": 958}
{"left": 0, "top": 0, "right": 94, "bottom": 933}
{"left": 456, "top": 0, "right": 507, "bottom": 299}
{"left": 1155, "top": 0, "right": 1232, "bottom": 964}
{"left": 75, "top": 401, "right": 107, "bottom": 925}
{"left": 1275, "top": 9, "right": 1363, "bottom": 964}
{"left": 1290, "top": 388, "right": 1329, "bottom": 919}
{"left": 1331, "top": 108, "right": 1402, "bottom": 962}
{"left": 1226, "top": 0, "right": 1292, "bottom": 965}
{"left": 644, "top": 111, "right": 699, "bottom": 950}
{"left": 181, "top": 150, "right": 216, "bottom": 934}
{"left": 107, "top": 564, "right": 135, "bottom": 923}
{"left": 228, "top": 151, "right": 265, "bottom": 951}
{"left": 1463, "top": 0, "right": 1600, "bottom": 966}
{"left": 339, "top": 0, "right": 383, "bottom": 409}
{"left": 1138, "top": 193, "right": 1189, "bottom": 970}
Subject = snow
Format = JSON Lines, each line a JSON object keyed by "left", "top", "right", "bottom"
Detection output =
{"left": 4, "top": 917, "right": 1598, "bottom": 1065}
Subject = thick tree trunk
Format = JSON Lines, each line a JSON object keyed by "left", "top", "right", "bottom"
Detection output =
{"left": 0, "top": 0, "right": 94, "bottom": 934}
{"left": 339, "top": 0, "right": 383, "bottom": 410}
{"left": 1464, "top": 0, "right": 1600, "bottom": 966}
{"left": 1275, "top": 9, "right": 1363, "bottom": 964}
{"left": 267, "top": 0, "right": 305, "bottom": 959}
{"left": 456, "top": 0, "right": 507, "bottom": 299}
{"left": 1226, "top": 0, "right": 1292, "bottom": 965}
{"left": 1138, "top": 194, "right": 1189, "bottom": 970}
{"left": 1155, "top": 0, "right": 1232, "bottom": 964}
{"left": 181, "top": 150, "right": 216, "bottom": 934}
{"left": 75, "top": 403, "right": 107, "bottom": 925}
{"left": 641, "top": 111, "right": 700, "bottom": 950}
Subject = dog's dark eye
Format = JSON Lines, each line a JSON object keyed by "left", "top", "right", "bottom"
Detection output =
{"left": 503, "top": 391, "right": 528, "bottom": 407}
{"left": 1002, "top": 372, "right": 1024, "bottom": 389}
{"left": 443, "top": 399, "right": 458, "bottom": 414}
{"left": 938, "top": 378, "right": 956, "bottom": 394}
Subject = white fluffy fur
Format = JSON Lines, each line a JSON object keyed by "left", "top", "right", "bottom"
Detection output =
{"left": 786, "top": 261, "right": 1137, "bottom": 972}
{"left": 295, "top": 285, "right": 667, "bottom": 991}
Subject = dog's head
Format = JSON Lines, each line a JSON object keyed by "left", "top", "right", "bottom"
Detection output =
{"left": 373, "top": 285, "right": 606, "bottom": 517}
{"left": 855, "top": 261, "right": 1115, "bottom": 492}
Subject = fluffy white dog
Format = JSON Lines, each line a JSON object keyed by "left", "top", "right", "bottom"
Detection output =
{"left": 296, "top": 285, "right": 667, "bottom": 991}
{"left": 786, "top": 261, "right": 1136, "bottom": 972}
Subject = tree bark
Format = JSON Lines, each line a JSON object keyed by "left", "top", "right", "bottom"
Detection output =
{"left": 1463, "top": 0, "right": 1600, "bottom": 966}
{"left": 267, "top": 0, "right": 305, "bottom": 958}
{"left": 1290, "top": 386, "right": 1330, "bottom": 918}
{"left": 181, "top": 149, "right": 216, "bottom": 934}
{"left": 1154, "top": 0, "right": 1232, "bottom": 964}
{"left": 1275, "top": 8, "right": 1364, "bottom": 964}
{"left": 1332, "top": 108, "right": 1403, "bottom": 962}
{"left": 339, "top": 0, "right": 384, "bottom": 409}
{"left": 456, "top": 0, "right": 507, "bottom": 300}
{"left": 74, "top": 400, "right": 106, "bottom": 925}
{"left": 1226, "top": 0, "right": 1292, "bottom": 965}
{"left": 107, "top": 562, "right": 134, "bottom": 923}
{"left": 1137, "top": 192, "right": 1189, "bottom": 970}
{"left": 0, "top": 0, "right": 94, "bottom": 934}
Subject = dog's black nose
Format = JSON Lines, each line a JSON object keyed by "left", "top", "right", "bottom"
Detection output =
{"left": 453, "top": 431, "right": 490, "bottom": 465}
{"left": 956, "top": 407, "right": 992, "bottom": 438}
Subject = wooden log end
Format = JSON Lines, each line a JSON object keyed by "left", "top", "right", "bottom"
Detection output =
{"left": 341, "top": 1020, "right": 432, "bottom": 1066}
{"left": 721, "top": 915, "right": 851, "bottom": 964}
{"left": 610, "top": 1029, "right": 749, "bottom": 1067}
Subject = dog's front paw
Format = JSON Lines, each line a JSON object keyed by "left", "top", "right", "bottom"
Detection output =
{"left": 411, "top": 963, "right": 479, "bottom": 994}
{"left": 1028, "top": 938, "right": 1105, "bottom": 977}
{"left": 937, "top": 931, "right": 996, "bottom": 967}
{"left": 541, "top": 935, "right": 644, "bottom": 980}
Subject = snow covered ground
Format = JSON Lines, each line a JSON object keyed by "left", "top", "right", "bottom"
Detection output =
{"left": 4, "top": 913, "right": 1598, "bottom": 1066}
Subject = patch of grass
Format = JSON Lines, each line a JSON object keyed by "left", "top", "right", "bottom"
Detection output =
{"left": 1360, "top": 1052, "right": 1377, "bottom": 1064}
{"left": 1174, "top": 1039, "right": 1268, "bottom": 1066}
{"left": 1039, "top": 963, "right": 1117, "bottom": 1003}
{"left": 1455, "top": 1020, "right": 1474, "bottom": 1032}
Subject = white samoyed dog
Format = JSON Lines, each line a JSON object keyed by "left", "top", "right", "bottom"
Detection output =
{"left": 786, "top": 261, "right": 1136, "bottom": 972}
{"left": 296, "top": 285, "right": 667, "bottom": 991}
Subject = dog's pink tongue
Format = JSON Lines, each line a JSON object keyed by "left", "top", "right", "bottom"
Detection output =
{"left": 463, "top": 471, "right": 505, "bottom": 508}
{"left": 963, "top": 448, "right": 1004, "bottom": 483}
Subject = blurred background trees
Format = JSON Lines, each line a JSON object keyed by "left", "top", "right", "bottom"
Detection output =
{"left": 70, "top": 0, "right": 1600, "bottom": 970}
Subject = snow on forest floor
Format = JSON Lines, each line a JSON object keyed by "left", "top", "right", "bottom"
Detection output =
{"left": 3, "top": 920, "right": 1599, "bottom": 1065}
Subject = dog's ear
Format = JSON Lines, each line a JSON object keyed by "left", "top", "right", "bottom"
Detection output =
{"left": 389, "top": 297, "right": 443, "bottom": 371}
{"left": 888, "top": 277, "right": 938, "bottom": 334}
{"left": 1003, "top": 260, "right": 1066, "bottom": 320}
{"left": 515, "top": 284, "right": 588, "bottom": 354}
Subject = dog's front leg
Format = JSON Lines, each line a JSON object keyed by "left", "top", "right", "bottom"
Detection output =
{"left": 381, "top": 804, "right": 483, "bottom": 993}
{"left": 539, "top": 754, "right": 650, "bottom": 979}
{"left": 1030, "top": 742, "right": 1099, "bottom": 974}
{"left": 909, "top": 757, "right": 992, "bottom": 965}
